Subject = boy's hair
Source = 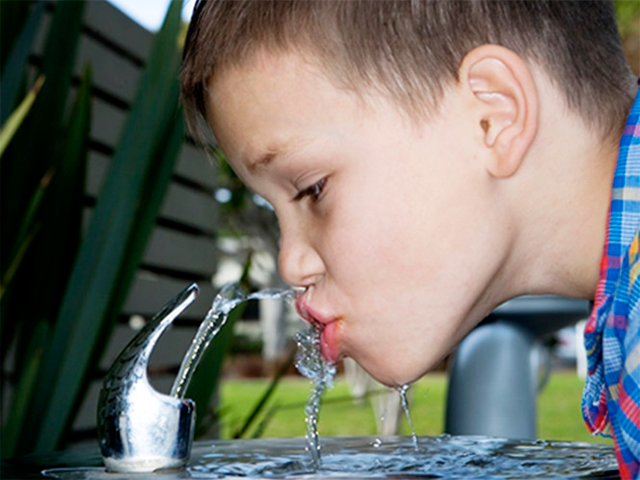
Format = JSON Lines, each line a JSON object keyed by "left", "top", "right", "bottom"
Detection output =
{"left": 181, "top": 0, "right": 636, "bottom": 148}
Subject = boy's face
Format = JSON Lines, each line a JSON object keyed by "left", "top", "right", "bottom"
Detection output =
{"left": 207, "top": 50, "right": 510, "bottom": 386}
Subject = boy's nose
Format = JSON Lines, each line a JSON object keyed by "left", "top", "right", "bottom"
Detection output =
{"left": 278, "top": 227, "right": 324, "bottom": 288}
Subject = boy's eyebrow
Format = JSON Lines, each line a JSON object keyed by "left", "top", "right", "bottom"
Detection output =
{"left": 247, "top": 137, "right": 310, "bottom": 173}
{"left": 248, "top": 152, "right": 276, "bottom": 172}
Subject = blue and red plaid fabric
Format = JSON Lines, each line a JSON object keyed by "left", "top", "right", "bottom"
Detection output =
{"left": 582, "top": 86, "right": 640, "bottom": 479}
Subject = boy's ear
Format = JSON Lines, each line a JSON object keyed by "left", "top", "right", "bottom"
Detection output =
{"left": 459, "top": 45, "right": 538, "bottom": 179}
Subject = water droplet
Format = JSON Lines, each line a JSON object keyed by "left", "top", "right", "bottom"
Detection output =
{"left": 397, "top": 384, "right": 419, "bottom": 451}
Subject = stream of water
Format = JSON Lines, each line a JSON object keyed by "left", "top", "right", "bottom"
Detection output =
{"left": 294, "top": 324, "right": 337, "bottom": 469}
{"left": 398, "top": 384, "right": 419, "bottom": 451}
{"left": 170, "top": 284, "right": 296, "bottom": 399}
{"left": 169, "top": 283, "right": 336, "bottom": 470}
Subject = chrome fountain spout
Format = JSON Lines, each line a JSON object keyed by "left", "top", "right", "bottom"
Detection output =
{"left": 97, "top": 284, "right": 199, "bottom": 473}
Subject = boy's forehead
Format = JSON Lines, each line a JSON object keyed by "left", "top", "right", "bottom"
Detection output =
{"left": 205, "top": 50, "right": 368, "bottom": 172}
{"left": 206, "top": 49, "right": 322, "bottom": 114}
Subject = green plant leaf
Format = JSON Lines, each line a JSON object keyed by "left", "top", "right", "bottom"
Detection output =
{"left": 0, "top": 166, "right": 53, "bottom": 301}
{"left": 1, "top": 2, "right": 86, "bottom": 441}
{"left": 0, "top": 2, "right": 45, "bottom": 124}
{"left": 1, "top": 322, "right": 49, "bottom": 459}
{"left": 1, "top": 0, "right": 34, "bottom": 74}
{"left": 26, "top": 62, "right": 92, "bottom": 351}
{"left": 7, "top": 62, "right": 92, "bottom": 457}
{"left": 22, "top": 0, "right": 185, "bottom": 453}
{"left": 0, "top": 0, "right": 84, "bottom": 304}
{"left": 6, "top": 0, "right": 84, "bottom": 213}
{"left": 251, "top": 405, "right": 279, "bottom": 439}
{"left": 0, "top": 75, "right": 45, "bottom": 158}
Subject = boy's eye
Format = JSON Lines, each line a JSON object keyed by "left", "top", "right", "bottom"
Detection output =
{"left": 294, "top": 177, "right": 327, "bottom": 203}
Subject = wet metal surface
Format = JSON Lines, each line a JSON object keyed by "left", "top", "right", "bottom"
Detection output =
{"left": 38, "top": 435, "right": 618, "bottom": 479}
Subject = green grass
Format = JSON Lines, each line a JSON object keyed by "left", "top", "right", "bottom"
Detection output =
{"left": 218, "top": 371, "right": 612, "bottom": 446}
{"left": 538, "top": 371, "right": 610, "bottom": 444}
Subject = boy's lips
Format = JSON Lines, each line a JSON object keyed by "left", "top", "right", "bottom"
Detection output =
{"left": 295, "top": 297, "right": 342, "bottom": 363}
{"left": 319, "top": 320, "right": 342, "bottom": 363}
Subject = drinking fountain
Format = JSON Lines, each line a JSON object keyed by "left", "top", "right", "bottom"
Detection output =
{"left": 14, "top": 285, "right": 617, "bottom": 480}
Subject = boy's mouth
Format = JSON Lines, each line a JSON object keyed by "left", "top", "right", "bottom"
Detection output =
{"left": 295, "top": 296, "right": 342, "bottom": 363}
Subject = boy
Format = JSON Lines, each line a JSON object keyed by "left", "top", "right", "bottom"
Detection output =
{"left": 180, "top": 1, "right": 639, "bottom": 477}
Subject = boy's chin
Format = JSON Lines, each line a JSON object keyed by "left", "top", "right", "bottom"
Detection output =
{"left": 354, "top": 355, "right": 428, "bottom": 389}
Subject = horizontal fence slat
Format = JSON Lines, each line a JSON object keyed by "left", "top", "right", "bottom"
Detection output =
{"left": 99, "top": 323, "right": 199, "bottom": 371}
{"left": 123, "top": 274, "right": 216, "bottom": 319}
{"left": 86, "top": 130, "right": 217, "bottom": 200}
{"left": 31, "top": 5, "right": 148, "bottom": 103}
{"left": 175, "top": 144, "right": 217, "bottom": 191}
{"left": 143, "top": 226, "right": 217, "bottom": 277}
{"left": 31, "top": 10, "right": 51, "bottom": 63}
{"left": 161, "top": 183, "right": 218, "bottom": 234}
{"left": 86, "top": 151, "right": 109, "bottom": 197}
{"left": 90, "top": 96, "right": 128, "bottom": 149}
{"left": 75, "top": 35, "right": 141, "bottom": 104}
{"left": 83, "top": 1, "right": 153, "bottom": 62}
{"left": 82, "top": 208, "right": 215, "bottom": 277}
{"left": 85, "top": 172, "right": 218, "bottom": 235}
{"left": 55, "top": 86, "right": 125, "bottom": 152}
{"left": 33, "top": 20, "right": 142, "bottom": 104}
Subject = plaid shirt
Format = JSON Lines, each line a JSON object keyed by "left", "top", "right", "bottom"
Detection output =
{"left": 583, "top": 86, "right": 640, "bottom": 480}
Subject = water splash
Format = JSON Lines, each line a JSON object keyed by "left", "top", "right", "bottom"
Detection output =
{"left": 169, "top": 281, "right": 337, "bottom": 470}
{"left": 294, "top": 324, "right": 337, "bottom": 470}
{"left": 187, "top": 435, "right": 618, "bottom": 479}
{"left": 171, "top": 283, "right": 295, "bottom": 399}
{"left": 398, "top": 384, "right": 419, "bottom": 451}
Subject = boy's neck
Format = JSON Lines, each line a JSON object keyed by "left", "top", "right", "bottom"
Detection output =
{"left": 500, "top": 75, "right": 620, "bottom": 302}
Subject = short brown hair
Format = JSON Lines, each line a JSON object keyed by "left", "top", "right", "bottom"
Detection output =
{"left": 180, "top": 0, "right": 637, "bottom": 149}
